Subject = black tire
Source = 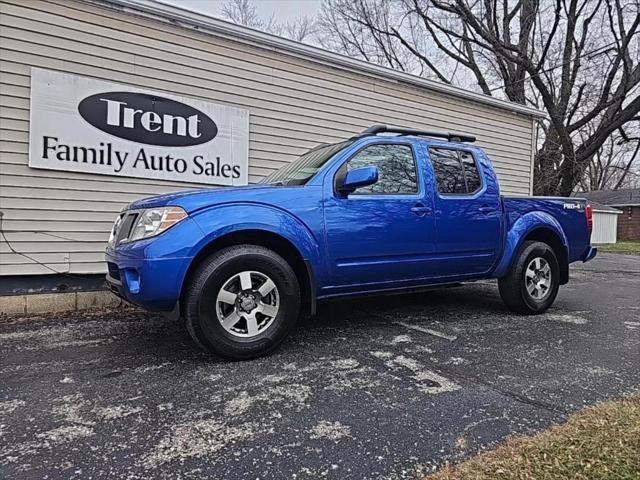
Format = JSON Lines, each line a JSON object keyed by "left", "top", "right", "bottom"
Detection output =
{"left": 184, "top": 245, "right": 300, "bottom": 360}
{"left": 498, "top": 240, "right": 560, "bottom": 315}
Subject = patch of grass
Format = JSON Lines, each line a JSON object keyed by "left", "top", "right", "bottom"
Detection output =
{"left": 595, "top": 240, "right": 640, "bottom": 255}
{"left": 426, "top": 395, "right": 640, "bottom": 480}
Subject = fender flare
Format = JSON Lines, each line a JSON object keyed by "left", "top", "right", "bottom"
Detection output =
{"left": 493, "top": 211, "right": 569, "bottom": 278}
{"left": 188, "top": 202, "right": 322, "bottom": 263}
{"left": 180, "top": 202, "right": 323, "bottom": 316}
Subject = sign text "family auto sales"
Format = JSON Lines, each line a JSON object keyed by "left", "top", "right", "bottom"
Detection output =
{"left": 29, "top": 68, "right": 249, "bottom": 186}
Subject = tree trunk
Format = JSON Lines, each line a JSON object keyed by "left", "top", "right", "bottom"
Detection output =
{"left": 533, "top": 133, "right": 563, "bottom": 196}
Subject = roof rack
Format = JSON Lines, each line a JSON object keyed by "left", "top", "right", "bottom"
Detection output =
{"left": 355, "top": 124, "right": 476, "bottom": 143}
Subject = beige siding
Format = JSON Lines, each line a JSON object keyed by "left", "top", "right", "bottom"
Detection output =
{"left": 0, "top": 0, "right": 535, "bottom": 275}
{"left": 591, "top": 211, "right": 620, "bottom": 244}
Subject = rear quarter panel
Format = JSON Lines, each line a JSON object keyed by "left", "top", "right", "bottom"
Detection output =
{"left": 494, "top": 197, "right": 590, "bottom": 277}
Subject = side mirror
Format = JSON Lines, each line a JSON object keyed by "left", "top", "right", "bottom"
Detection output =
{"left": 338, "top": 166, "right": 379, "bottom": 194}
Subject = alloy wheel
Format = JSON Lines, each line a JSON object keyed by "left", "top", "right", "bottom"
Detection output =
{"left": 215, "top": 270, "right": 280, "bottom": 338}
{"left": 525, "top": 257, "right": 552, "bottom": 300}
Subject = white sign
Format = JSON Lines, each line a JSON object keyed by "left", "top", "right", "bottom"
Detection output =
{"left": 29, "top": 68, "right": 249, "bottom": 186}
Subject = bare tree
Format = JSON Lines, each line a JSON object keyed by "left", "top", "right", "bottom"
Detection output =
{"left": 317, "top": 0, "right": 640, "bottom": 196}
{"left": 282, "top": 15, "right": 318, "bottom": 42}
{"left": 221, "top": 0, "right": 316, "bottom": 42}
{"left": 316, "top": 1, "right": 424, "bottom": 73}
{"left": 221, "top": 0, "right": 263, "bottom": 28}
{"left": 580, "top": 125, "right": 640, "bottom": 191}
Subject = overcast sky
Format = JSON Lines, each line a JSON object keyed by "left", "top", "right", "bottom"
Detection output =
{"left": 162, "top": 0, "right": 322, "bottom": 23}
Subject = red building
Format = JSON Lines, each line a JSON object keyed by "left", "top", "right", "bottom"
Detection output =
{"left": 582, "top": 189, "right": 640, "bottom": 240}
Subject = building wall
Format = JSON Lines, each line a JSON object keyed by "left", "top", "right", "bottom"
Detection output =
{"left": 0, "top": 0, "right": 536, "bottom": 276}
{"left": 591, "top": 211, "right": 620, "bottom": 244}
{"left": 617, "top": 206, "right": 640, "bottom": 240}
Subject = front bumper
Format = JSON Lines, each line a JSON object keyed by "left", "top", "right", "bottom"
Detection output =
{"left": 104, "top": 216, "right": 204, "bottom": 312}
{"left": 105, "top": 253, "right": 191, "bottom": 312}
{"left": 581, "top": 246, "right": 597, "bottom": 262}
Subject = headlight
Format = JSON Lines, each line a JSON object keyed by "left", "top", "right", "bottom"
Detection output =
{"left": 128, "top": 207, "right": 188, "bottom": 242}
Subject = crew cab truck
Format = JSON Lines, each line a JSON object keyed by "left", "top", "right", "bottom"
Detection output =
{"left": 106, "top": 125, "right": 597, "bottom": 359}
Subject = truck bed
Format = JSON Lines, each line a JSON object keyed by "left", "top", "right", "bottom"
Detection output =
{"left": 503, "top": 196, "right": 591, "bottom": 263}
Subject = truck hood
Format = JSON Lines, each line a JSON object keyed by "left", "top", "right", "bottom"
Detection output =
{"left": 128, "top": 184, "right": 308, "bottom": 213}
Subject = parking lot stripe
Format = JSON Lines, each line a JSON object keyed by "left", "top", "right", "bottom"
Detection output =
{"left": 393, "top": 321, "right": 457, "bottom": 341}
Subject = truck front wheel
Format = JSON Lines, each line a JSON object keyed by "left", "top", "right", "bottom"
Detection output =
{"left": 184, "top": 245, "right": 301, "bottom": 360}
{"left": 498, "top": 240, "right": 560, "bottom": 315}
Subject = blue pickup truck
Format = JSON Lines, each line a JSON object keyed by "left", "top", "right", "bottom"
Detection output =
{"left": 106, "top": 125, "right": 596, "bottom": 359}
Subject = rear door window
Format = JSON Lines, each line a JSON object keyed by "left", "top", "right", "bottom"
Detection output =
{"left": 429, "top": 148, "right": 482, "bottom": 195}
{"left": 460, "top": 151, "right": 481, "bottom": 193}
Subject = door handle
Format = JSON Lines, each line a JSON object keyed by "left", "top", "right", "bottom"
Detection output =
{"left": 411, "top": 203, "right": 432, "bottom": 216}
{"left": 478, "top": 205, "right": 496, "bottom": 213}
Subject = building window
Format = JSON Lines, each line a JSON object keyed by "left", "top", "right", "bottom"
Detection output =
{"left": 347, "top": 144, "right": 418, "bottom": 195}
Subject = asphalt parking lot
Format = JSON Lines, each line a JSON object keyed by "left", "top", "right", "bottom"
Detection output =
{"left": 1, "top": 253, "right": 639, "bottom": 480}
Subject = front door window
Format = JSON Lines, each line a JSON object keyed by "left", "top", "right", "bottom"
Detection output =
{"left": 346, "top": 144, "right": 418, "bottom": 195}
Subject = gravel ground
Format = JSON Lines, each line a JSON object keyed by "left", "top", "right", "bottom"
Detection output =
{"left": 1, "top": 253, "right": 638, "bottom": 479}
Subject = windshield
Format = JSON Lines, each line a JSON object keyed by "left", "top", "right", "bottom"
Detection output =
{"left": 262, "top": 140, "right": 353, "bottom": 186}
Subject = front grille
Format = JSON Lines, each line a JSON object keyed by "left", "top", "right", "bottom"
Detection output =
{"left": 107, "top": 262, "right": 121, "bottom": 280}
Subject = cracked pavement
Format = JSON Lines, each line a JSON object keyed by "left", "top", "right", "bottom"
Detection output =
{"left": 1, "top": 253, "right": 639, "bottom": 479}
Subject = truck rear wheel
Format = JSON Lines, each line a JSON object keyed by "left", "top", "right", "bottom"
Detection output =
{"left": 498, "top": 240, "right": 560, "bottom": 315}
{"left": 184, "top": 245, "right": 300, "bottom": 360}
